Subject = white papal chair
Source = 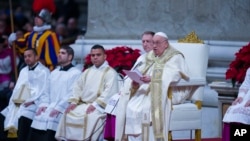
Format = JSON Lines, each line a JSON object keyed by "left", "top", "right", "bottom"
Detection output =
{"left": 168, "top": 43, "right": 209, "bottom": 141}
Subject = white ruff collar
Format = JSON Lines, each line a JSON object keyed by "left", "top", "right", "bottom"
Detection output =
{"left": 33, "top": 25, "right": 51, "bottom": 32}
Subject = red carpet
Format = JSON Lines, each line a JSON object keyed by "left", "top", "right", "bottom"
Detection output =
{"left": 7, "top": 137, "right": 222, "bottom": 141}
{"left": 174, "top": 138, "right": 221, "bottom": 141}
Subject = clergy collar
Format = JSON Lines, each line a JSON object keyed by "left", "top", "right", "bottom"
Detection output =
{"left": 59, "top": 63, "right": 74, "bottom": 71}
{"left": 29, "top": 62, "right": 39, "bottom": 71}
{"left": 93, "top": 61, "right": 108, "bottom": 69}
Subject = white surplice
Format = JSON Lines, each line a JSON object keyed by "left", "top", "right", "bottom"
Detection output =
{"left": 31, "top": 66, "right": 81, "bottom": 131}
{"left": 115, "top": 46, "right": 191, "bottom": 141}
{"left": 55, "top": 61, "right": 119, "bottom": 141}
{"left": 1, "top": 62, "right": 50, "bottom": 131}
{"left": 223, "top": 68, "right": 250, "bottom": 125}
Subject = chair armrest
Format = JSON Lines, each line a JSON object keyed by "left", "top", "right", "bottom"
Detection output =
{"left": 170, "top": 77, "right": 206, "bottom": 87}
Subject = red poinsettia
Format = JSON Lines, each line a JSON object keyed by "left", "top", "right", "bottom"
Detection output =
{"left": 225, "top": 42, "right": 250, "bottom": 85}
{"left": 83, "top": 46, "right": 141, "bottom": 77}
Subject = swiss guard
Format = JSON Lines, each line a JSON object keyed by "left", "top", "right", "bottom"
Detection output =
{"left": 8, "top": 0, "right": 60, "bottom": 71}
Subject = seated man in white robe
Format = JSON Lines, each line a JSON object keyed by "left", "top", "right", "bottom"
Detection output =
{"left": 29, "top": 46, "right": 81, "bottom": 141}
{"left": 0, "top": 48, "right": 50, "bottom": 141}
{"left": 115, "top": 32, "right": 191, "bottom": 141}
{"left": 222, "top": 68, "right": 250, "bottom": 141}
{"left": 103, "top": 31, "right": 155, "bottom": 140}
{"left": 55, "top": 44, "right": 119, "bottom": 141}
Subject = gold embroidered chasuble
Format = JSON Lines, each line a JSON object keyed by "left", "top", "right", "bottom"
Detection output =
{"left": 115, "top": 46, "right": 189, "bottom": 141}
{"left": 145, "top": 46, "right": 182, "bottom": 141}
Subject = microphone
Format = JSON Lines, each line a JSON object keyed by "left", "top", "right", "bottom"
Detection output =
{"left": 122, "top": 61, "right": 143, "bottom": 81}
{"left": 133, "top": 61, "right": 143, "bottom": 70}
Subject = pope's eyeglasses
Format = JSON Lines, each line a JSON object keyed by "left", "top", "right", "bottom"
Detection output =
{"left": 152, "top": 40, "right": 166, "bottom": 45}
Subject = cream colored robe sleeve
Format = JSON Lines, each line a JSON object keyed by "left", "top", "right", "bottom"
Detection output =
{"left": 94, "top": 69, "right": 119, "bottom": 108}
{"left": 68, "top": 72, "right": 86, "bottom": 104}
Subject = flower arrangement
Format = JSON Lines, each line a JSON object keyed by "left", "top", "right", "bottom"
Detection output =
{"left": 83, "top": 46, "right": 141, "bottom": 77}
{"left": 225, "top": 42, "right": 250, "bottom": 86}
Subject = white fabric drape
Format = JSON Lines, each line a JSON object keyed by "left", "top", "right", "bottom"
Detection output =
{"left": 31, "top": 67, "right": 81, "bottom": 131}
{"left": 223, "top": 68, "right": 250, "bottom": 124}
{"left": 1, "top": 62, "right": 50, "bottom": 130}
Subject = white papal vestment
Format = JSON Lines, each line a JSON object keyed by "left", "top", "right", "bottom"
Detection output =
{"left": 115, "top": 46, "right": 191, "bottom": 141}
{"left": 223, "top": 68, "right": 250, "bottom": 125}
{"left": 31, "top": 66, "right": 81, "bottom": 131}
{"left": 1, "top": 62, "right": 50, "bottom": 131}
{"left": 55, "top": 61, "right": 119, "bottom": 141}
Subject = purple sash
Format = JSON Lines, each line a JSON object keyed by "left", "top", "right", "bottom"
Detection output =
{"left": 104, "top": 114, "right": 116, "bottom": 141}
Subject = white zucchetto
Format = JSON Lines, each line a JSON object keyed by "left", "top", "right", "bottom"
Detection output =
{"left": 155, "top": 32, "right": 168, "bottom": 39}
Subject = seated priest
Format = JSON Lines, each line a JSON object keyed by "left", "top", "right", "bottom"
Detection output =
{"left": 115, "top": 32, "right": 192, "bottom": 141}
{"left": 55, "top": 44, "right": 119, "bottom": 141}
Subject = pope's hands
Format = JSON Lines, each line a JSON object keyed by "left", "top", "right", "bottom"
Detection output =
{"left": 8, "top": 33, "right": 17, "bottom": 45}
{"left": 131, "top": 75, "right": 151, "bottom": 89}
{"left": 140, "top": 75, "right": 151, "bottom": 83}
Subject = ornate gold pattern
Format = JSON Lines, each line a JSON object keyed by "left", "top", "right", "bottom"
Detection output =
{"left": 195, "top": 101, "right": 202, "bottom": 109}
{"left": 96, "top": 99, "right": 107, "bottom": 108}
{"left": 178, "top": 31, "right": 204, "bottom": 44}
{"left": 96, "top": 67, "right": 110, "bottom": 97}
{"left": 149, "top": 47, "right": 182, "bottom": 141}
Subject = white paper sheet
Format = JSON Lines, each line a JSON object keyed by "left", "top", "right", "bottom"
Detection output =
{"left": 123, "top": 69, "right": 144, "bottom": 84}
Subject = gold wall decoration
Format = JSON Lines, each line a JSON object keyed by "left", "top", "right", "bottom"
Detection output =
{"left": 178, "top": 31, "right": 204, "bottom": 44}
